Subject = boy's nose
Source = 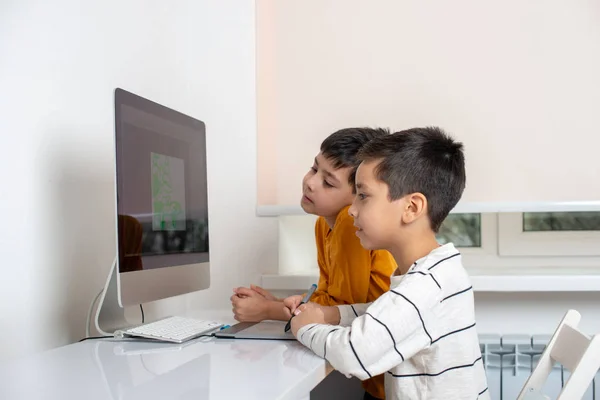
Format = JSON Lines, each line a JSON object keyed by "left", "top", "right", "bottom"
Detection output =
{"left": 305, "top": 175, "right": 317, "bottom": 191}
{"left": 348, "top": 202, "right": 357, "bottom": 217}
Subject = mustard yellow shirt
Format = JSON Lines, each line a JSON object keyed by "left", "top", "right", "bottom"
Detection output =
{"left": 311, "top": 206, "right": 396, "bottom": 307}
{"left": 311, "top": 206, "right": 397, "bottom": 399}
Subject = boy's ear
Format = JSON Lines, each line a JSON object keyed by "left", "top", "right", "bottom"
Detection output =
{"left": 401, "top": 193, "right": 428, "bottom": 224}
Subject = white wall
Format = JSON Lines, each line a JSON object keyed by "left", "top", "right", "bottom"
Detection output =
{"left": 474, "top": 292, "right": 600, "bottom": 335}
{"left": 0, "top": 0, "right": 277, "bottom": 361}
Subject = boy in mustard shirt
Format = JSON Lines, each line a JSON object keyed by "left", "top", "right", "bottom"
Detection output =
{"left": 231, "top": 127, "right": 397, "bottom": 400}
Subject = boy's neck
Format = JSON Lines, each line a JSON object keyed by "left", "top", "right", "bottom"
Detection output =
{"left": 389, "top": 233, "right": 440, "bottom": 276}
{"left": 323, "top": 206, "right": 349, "bottom": 230}
{"left": 324, "top": 215, "right": 337, "bottom": 229}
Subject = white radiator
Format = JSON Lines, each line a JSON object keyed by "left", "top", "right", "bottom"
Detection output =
{"left": 480, "top": 334, "right": 600, "bottom": 400}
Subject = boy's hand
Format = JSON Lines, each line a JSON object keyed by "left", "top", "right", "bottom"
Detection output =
{"left": 233, "top": 285, "right": 278, "bottom": 301}
{"left": 249, "top": 284, "right": 279, "bottom": 301}
{"left": 291, "top": 304, "right": 327, "bottom": 336}
{"left": 283, "top": 295, "right": 304, "bottom": 315}
{"left": 231, "top": 287, "right": 273, "bottom": 322}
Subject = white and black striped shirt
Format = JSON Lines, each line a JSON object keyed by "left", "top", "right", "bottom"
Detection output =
{"left": 297, "top": 243, "right": 490, "bottom": 400}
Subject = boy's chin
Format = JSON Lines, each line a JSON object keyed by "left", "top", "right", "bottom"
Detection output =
{"left": 357, "top": 236, "right": 375, "bottom": 250}
{"left": 300, "top": 201, "right": 317, "bottom": 215}
{"left": 357, "top": 233, "right": 383, "bottom": 251}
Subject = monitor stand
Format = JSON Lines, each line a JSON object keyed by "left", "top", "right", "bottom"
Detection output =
{"left": 94, "top": 259, "right": 135, "bottom": 336}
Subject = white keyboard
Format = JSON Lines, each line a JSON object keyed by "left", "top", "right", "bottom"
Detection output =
{"left": 123, "top": 316, "right": 223, "bottom": 343}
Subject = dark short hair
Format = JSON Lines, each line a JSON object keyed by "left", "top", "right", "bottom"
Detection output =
{"left": 357, "top": 127, "right": 466, "bottom": 232}
{"left": 320, "top": 127, "right": 390, "bottom": 189}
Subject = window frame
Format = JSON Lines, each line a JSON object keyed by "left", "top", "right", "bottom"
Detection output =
{"left": 498, "top": 212, "right": 600, "bottom": 257}
{"left": 448, "top": 213, "right": 497, "bottom": 256}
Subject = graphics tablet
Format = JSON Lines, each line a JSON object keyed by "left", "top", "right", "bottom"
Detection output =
{"left": 213, "top": 321, "right": 296, "bottom": 340}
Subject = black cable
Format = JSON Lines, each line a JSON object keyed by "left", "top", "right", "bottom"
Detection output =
{"left": 79, "top": 336, "right": 112, "bottom": 342}
{"left": 140, "top": 304, "right": 145, "bottom": 323}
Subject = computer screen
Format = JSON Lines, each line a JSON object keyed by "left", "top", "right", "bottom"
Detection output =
{"left": 113, "top": 88, "right": 210, "bottom": 306}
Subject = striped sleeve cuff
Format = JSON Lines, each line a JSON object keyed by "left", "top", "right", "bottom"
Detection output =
{"left": 297, "top": 323, "right": 319, "bottom": 348}
{"left": 297, "top": 323, "right": 342, "bottom": 359}
{"left": 337, "top": 304, "right": 358, "bottom": 326}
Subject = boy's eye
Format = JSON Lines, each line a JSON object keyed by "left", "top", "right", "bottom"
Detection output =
{"left": 323, "top": 180, "right": 334, "bottom": 188}
{"left": 357, "top": 193, "right": 367, "bottom": 200}
{"left": 310, "top": 166, "right": 317, "bottom": 173}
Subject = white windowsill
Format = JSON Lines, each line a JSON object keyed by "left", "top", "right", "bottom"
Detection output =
{"left": 257, "top": 201, "right": 600, "bottom": 217}
{"left": 261, "top": 273, "right": 600, "bottom": 292}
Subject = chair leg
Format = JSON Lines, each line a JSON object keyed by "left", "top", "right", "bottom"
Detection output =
{"left": 557, "top": 336, "right": 600, "bottom": 400}
{"left": 516, "top": 310, "right": 581, "bottom": 400}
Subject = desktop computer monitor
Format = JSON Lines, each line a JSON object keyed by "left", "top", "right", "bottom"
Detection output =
{"left": 114, "top": 88, "right": 210, "bottom": 306}
{"left": 95, "top": 88, "right": 210, "bottom": 334}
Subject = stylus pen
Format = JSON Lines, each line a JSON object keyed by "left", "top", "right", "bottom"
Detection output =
{"left": 284, "top": 284, "right": 317, "bottom": 333}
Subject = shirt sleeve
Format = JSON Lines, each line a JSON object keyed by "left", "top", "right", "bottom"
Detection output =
{"left": 337, "top": 303, "right": 371, "bottom": 326}
{"left": 297, "top": 281, "right": 437, "bottom": 381}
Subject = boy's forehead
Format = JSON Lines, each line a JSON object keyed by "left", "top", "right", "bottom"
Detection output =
{"left": 316, "top": 152, "right": 351, "bottom": 177}
{"left": 315, "top": 152, "right": 350, "bottom": 175}
{"left": 315, "top": 151, "right": 340, "bottom": 167}
{"left": 356, "top": 160, "right": 378, "bottom": 182}
{"left": 315, "top": 152, "right": 329, "bottom": 165}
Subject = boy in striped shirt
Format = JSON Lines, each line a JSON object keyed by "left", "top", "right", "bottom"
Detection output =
{"left": 287, "top": 127, "right": 490, "bottom": 399}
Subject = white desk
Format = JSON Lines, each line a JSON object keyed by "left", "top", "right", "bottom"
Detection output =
{"left": 0, "top": 316, "right": 335, "bottom": 400}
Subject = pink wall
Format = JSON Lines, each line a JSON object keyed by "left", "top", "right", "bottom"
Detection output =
{"left": 256, "top": 0, "right": 600, "bottom": 206}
